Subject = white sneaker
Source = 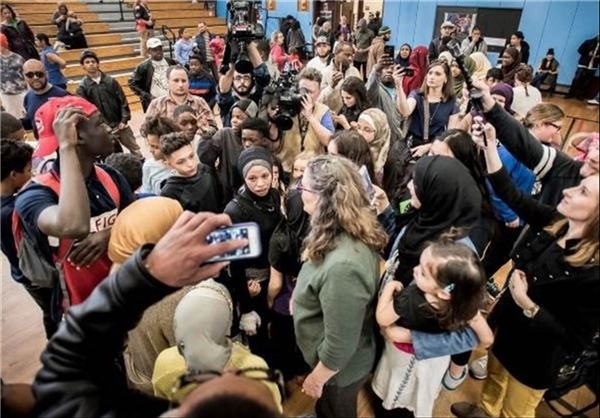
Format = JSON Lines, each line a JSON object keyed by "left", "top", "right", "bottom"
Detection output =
{"left": 587, "top": 99, "right": 599, "bottom": 105}
{"left": 469, "top": 354, "right": 488, "bottom": 380}
{"left": 442, "top": 366, "right": 468, "bottom": 390}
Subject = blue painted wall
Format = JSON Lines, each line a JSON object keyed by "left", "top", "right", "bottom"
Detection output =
{"left": 381, "top": 0, "right": 599, "bottom": 85}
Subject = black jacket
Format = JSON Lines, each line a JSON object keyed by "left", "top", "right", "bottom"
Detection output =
{"left": 77, "top": 72, "right": 131, "bottom": 127}
{"left": 193, "top": 31, "right": 215, "bottom": 64}
{"left": 577, "top": 37, "right": 600, "bottom": 68}
{"left": 487, "top": 167, "right": 599, "bottom": 389}
{"left": 484, "top": 103, "right": 583, "bottom": 206}
{"left": 160, "top": 164, "right": 224, "bottom": 213}
{"left": 128, "top": 57, "right": 176, "bottom": 111}
{"left": 33, "top": 246, "right": 173, "bottom": 417}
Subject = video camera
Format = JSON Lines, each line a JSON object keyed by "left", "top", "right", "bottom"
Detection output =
{"left": 264, "top": 69, "right": 307, "bottom": 131}
{"left": 219, "top": 1, "right": 264, "bottom": 74}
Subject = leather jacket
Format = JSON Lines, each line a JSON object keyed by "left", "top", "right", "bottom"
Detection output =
{"left": 33, "top": 245, "right": 174, "bottom": 417}
{"left": 128, "top": 57, "right": 176, "bottom": 111}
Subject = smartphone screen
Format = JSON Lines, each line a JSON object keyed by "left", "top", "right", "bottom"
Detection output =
{"left": 205, "top": 222, "right": 262, "bottom": 263}
{"left": 402, "top": 67, "right": 415, "bottom": 77}
{"left": 359, "top": 165, "right": 376, "bottom": 201}
{"left": 383, "top": 45, "right": 395, "bottom": 58}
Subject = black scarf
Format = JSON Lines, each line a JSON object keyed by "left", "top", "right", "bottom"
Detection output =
{"left": 394, "top": 156, "right": 482, "bottom": 283}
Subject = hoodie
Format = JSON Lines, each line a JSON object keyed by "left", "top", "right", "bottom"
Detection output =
{"left": 160, "top": 164, "right": 223, "bottom": 213}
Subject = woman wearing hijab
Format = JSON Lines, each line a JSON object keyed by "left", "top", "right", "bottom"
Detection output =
{"left": 394, "top": 43, "right": 412, "bottom": 67}
{"left": 401, "top": 45, "right": 429, "bottom": 96}
{"left": 376, "top": 156, "right": 482, "bottom": 288}
{"left": 107, "top": 197, "right": 185, "bottom": 394}
{"left": 460, "top": 82, "right": 514, "bottom": 132}
{"left": 500, "top": 46, "right": 521, "bottom": 86}
{"left": 471, "top": 52, "right": 492, "bottom": 82}
{"left": 222, "top": 146, "right": 282, "bottom": 363}
{"left": 0, "top": 4, "right": 39, "bottom": 61}
{"left": 152, "top": 279, "right": 283, "bottom": 413}
{"left": 450, "top": 55, "right": 476, "bottom": 99}
{"left": 356, "top": 108, "right": 391, "bottom": 181}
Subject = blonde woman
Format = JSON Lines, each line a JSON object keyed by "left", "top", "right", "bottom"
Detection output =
{"left": 269, "top": 30, "right": 286, "bottom": 72}
{"left": 293, "top": 155, "right": 388, "bottom": 418}
{"left": 453, "top": 120, "right": 599, "bottom": 418}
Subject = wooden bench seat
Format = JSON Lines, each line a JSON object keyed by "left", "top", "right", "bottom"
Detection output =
{"left": 51, "top": 33, "right": 126, "bottom": 47}
{"left": 61, "top": 44, "right": 137, "bottom": 64}
{"left": 14, "top": 4, "right": 89, "bottom": 15}
{"left": 151, "top": 10, "right": 215, "bottom": 19}
{"left": 32, "top": 22, "right": 111, "bottom": 36}
{"left": 64, "top": 56, "right": 143, "bottom": 78}
{"left": 25, "top": 12, "right": 107, "bottom": 25}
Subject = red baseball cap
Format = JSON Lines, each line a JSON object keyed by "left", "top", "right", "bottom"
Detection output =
{"left": 33, "top": 96, "right": 99, "bottom": 157}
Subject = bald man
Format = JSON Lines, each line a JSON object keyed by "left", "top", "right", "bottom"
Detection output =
{"left": 21, "top": 59, "right": 69, "bottom": 139}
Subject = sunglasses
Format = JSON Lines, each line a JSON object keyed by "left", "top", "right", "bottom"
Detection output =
{"left": 176, "top": 367, "right": 286, "bottom": 403}
{"left": 24, "top": 71, "right": 46, "bottom": 79}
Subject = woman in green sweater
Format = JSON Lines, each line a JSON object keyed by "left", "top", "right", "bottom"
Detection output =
{"left": 293, "top": 155, "right": 388, "bottom": 417}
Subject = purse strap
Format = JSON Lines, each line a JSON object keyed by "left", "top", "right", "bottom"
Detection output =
{"left": 423, "top": 96, "right": 430, "bottom": 141}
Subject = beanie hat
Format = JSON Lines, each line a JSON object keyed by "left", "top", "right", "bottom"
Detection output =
{"left": 231, "top": 99, "right": 258, "bottom": 119}
{"left": 79, "top": 49, "right": 99, "bottom": 65}
{"left": 237, "top": 146, "right": 272, "bottom": 178}
{"left": 379, "top": 26, "right": 391, "bottom": 35}
{"left": 547, "top": 48, "right": 555, "bottom": 55}
{"left": 33, "top": 96, "right": 98, "bottom": 158}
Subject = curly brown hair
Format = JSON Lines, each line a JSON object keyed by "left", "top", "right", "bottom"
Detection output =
{"left": 301, "top": 155, "right": 388, "bottom": 263}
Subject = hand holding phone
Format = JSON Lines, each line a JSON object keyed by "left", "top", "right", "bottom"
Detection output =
{"left": 400, "top": 67, "right": 414, "bottom": 77}
{"left": 205, "top": 222, "right": 262, "bottom": 263}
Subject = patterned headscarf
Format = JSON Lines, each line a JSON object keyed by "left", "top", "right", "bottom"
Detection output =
{"left": 358, "top": 108, "right": 391, "bottom": 175}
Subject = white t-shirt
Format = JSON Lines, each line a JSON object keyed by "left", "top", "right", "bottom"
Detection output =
{"left": 306, "top": 56, "right": 329, "bottom": 72}
{"left": 150, "top": 59, "right": 169, "bottom": 99}
{"left": 512, "top": 85, "right": 542, "bottom": 119}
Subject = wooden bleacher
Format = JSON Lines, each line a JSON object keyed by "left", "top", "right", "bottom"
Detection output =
{"left": 13, "top": 0, "right": 226, "bottom": 112}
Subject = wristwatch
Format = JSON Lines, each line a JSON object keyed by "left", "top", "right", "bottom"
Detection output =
{"left": 523, "top": 304, "right": 540, "bottom": 319}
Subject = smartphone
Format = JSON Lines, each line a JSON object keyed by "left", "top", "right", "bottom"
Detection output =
{"left": 359, "top": 165, "right": 376, "bottom": 201}
{"left": 401, "top": 67, "right": 415, "bottom": 77}
{"left": 205, "top": 222, "right": 262, "bottom": 263}
{"left": 383, "top": 45, "right": 395, "bottom": 59}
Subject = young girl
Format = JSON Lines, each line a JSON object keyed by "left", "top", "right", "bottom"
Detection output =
{"left": 290, "top": 151, "right": 314, "bottom": 189}
{"left": 372, "top": 237, "right": 493, "bottom": 418}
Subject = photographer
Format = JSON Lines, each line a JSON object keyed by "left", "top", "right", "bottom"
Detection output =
{"left": 366, "top": 54, "right": 405, "bottom": 144}
{"left": 217, "top": 41, "right": 271, "bottom": 128}
{"left": 319, "top": 42, "right": 361, "bottom": 114}
{"left": 274, "top": 68, "right": 334, "bottom": 174}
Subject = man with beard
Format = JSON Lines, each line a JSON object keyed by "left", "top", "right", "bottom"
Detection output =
{"left": 128, "top": 38, "right": 176, "bottom": 112}
{"left": 366, "top": 26, "right": 391, "bottom": 75}
{"left": 306, "top": 37, "right": 331, "bottom": 72}
{"left": 352, "top": 19, "right": 374, "bottom": 80}
{"left": 15, "top": 96, "right": 135, "bottom": 310}
{"left": 428, "top": 21, "right": 455, "bottom": 62}
{"left": 146, "top": 65, "right": 217, "bottom": 137}
{"left": 366, "top": 54, "right": 404, "bottom": 144}
{"left": 319, "top": 42, "right": 362, "bottom": 113}
{"left": 21, "top": 59, "right": 68, "bottom": 139}
{"left": 217, "top": 41, "right": 270, "bottom": 128}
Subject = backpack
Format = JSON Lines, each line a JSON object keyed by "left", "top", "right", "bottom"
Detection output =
{"left": 12, "top": 167, "right": 120, "bottom": 297}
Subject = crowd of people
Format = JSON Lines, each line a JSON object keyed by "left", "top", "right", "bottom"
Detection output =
{"left": 1, "top": 7, "right": 600, "bottom": 418}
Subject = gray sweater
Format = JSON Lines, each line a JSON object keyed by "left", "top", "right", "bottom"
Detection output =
{"left": 366, "top": 69, "right": 405, "bottom": 143}
{"left": 293, "top": 233, "right": 380, "bottom": 387}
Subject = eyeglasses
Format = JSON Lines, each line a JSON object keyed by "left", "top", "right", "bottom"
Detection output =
{"left": 297, "top": 182, "right": 318, "bottom": 194}
{"left": 546, "top": 122, "right": 562, "bottom": 132}
{"left": 24, "top": 71, "right": 45, "bottom": 79}
{"left": 176, "top": 367, "right": 285, "bottom": 402}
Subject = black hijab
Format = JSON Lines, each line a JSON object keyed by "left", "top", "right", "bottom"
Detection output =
{"left": 394, "top": 156, "right": 482, "bottom": 282}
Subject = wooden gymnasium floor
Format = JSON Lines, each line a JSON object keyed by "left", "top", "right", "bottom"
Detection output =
{"left": 1, "top": 96, "right": 599, "bottom": 417}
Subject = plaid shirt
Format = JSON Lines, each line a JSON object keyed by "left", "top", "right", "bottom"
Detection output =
{"left": 146, "top": 93, "right": 217, "bottom": 135}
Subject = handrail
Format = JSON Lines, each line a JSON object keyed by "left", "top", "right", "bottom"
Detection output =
{"left": 161, "top": 24, "right": 176, "bottom": 59}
